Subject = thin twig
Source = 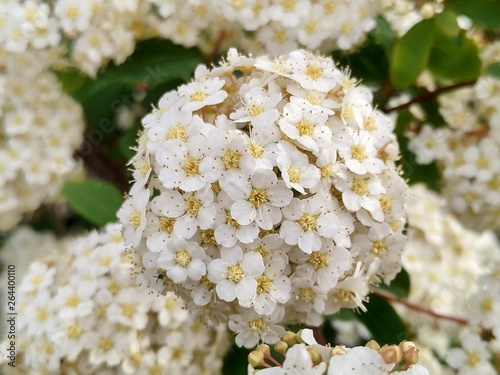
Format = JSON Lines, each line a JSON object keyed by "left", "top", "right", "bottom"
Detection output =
{"left": 208, "top": 29, "right": 227, "bottom": 66}
{"left": 373, "top": 288, "right": 469, "bottom": 325}
{"left": 383, "top": 80, "right": 476, "bottom": 113}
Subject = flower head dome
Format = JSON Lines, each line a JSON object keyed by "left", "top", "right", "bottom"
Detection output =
{"left": 119, "top": 49, "right": 409, "bottom": 347}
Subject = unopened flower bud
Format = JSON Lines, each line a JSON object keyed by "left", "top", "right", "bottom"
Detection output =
{"left": 400, "top": 341, "right": 419, "bottom": 365}
{"left": 274, "top": 341, "right": 288, "bottom": 355}
{"left": 365, "top": 340, "right": 380, "bottom": 350}
{"left": 307, "top": 347, "right": 322, "bottom": 366}
{"left": 379, "top": 344, "right": 403, "bottom": 364}
{"left": 283, "top": 331, "right": 296, "bottom": 346}
{"left": 295, "top": 329, "right": 305, "bottom": 343}
{"left": 330, "top": 345, "right": 347, "bottom": 356}
{"left": 248, "top": 350, "right": 265, "bottom": 368}
{"left": 256, "top": 344, "right": 271, "bottom": 357}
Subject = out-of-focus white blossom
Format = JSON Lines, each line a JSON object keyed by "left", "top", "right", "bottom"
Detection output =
{"left": 119, "top": 49, "right": 409, "bottom": 346}
{"left": 0, "top": 49, "right": 84, "bottom": 231}
{"left": 399, "top": 184, "right": 500, "bottom": 374}
{"left": 0, "top": 0, "right": 381, "bottom": 76}
{"left": 0, "top": 224, "right": 229, "bottom": 374}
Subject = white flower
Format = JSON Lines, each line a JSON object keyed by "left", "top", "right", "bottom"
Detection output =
{"left": 445, "top": 332, "right": 496, "bottom": 375}
{"left": 157, "top": 238, "right": 207, "bottom": 283}
{"left": 328, "top": 346, "right": 393, "bottom": 374}
{"left": 117, "top": 188, "right": 150, "bottom": 247}
{"left": 226, "top": 169, "right": 293, "bottom": 230}
{"left": 207, "top": 246, "right": 264, "bottom": 304}
{"left": 178, "top": 77, "right": 228, "bottom": 112}
{"left": 231, "top": 86, "right": 282, "bottom": 127}
{"left": 279, "top": 98, "right": 332, "bottom": 153}
{"left": 276, "top": 140, "right": 321, "bottom": 194}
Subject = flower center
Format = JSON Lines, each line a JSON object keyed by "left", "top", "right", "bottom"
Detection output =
{"left": 297, "top": 119, "right": 315, "bottom": 136}
{"left": 248, "top": 318, "right": 266, "bottom": 334}
{"left": 306, "top": 65, "right": 323, "bottom": 80}
{"left": 227, "top": 263, "right": 245, "bottom": 283}
{"left": 66, "top": 294, "right": 80, "bottom": 308}
{"left": 98, "top": 337, "right": 114, "bottom": 352}
{"left": 183, "top": 155, "right": 200, "bottom": 176}
{"left": 281, "top": 0, "right": 296, "bottom": 11}
{"left": 256, "top": 275, "right": 272, "bottom": 294}
{"left": 249, "top": 187, "right": 268, "bottom": 207}
{"left": 466, "top": 352, "right": 481, "bottom": 367}
{"left": 287, "top": 166, "right": 302, "bottom": 183}
{"left": 247, "top": 141, "right": 264, "bottom": 158}
{"left": 298, "top": 213, "right": 317, "bottom": 231}
{"left": 67, "top": 323, "right": 83, "bottom": 339}
{"left": 201, "top": 229, "right": 217, "bottom": 246}
{"left": 308, "top": 251, "right": 327, "bottom": 270}
{"left": 121, "top": 304, "right": 136, "bottom": 318}
{"left": 481, "top": 298, "right": 493, "bottom": 312}
{"left": 175, "top": 250, "right": 192, "bottom": 267}
{"left": 352, "top": 179, "right": 368, "bottom": 196}
{"left": 299, "top": 287, "right": 316, "bottom": 302}
{"left": 222, "top": 149, "right": 241, "bottom": 169}
{"left": 37, "top": 308, "right": 48, "bottom": 322}
{"left": 371, "top": 240, "right": 387, "bottom": 255}
{"left": 190, "top": 90, "right": 207, "bottom": 102}
{"left": 167, "top": 124, "right": 187, "bottom": 141}
{"left": 159, "top": 217, "right": 176, "bottom": 233}
{"left": 364, "top": 117, "right": 376, "bottom": 131}
{"left": 379, "top": 195, "right": 392, "bottom": 213}
{"left": 351, "top": 145, "right": 366, "bottom": 161}
{"left": 128, "top": 210, "right": 142, "bottom": 228}
{"left": 185, "top": 196, "right": 202, "bottom": 216}
{"left": 248, "top": 104, "right": 265, "bottom": 117}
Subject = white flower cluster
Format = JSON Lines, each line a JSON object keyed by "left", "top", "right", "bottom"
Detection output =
{"left": 248, "top": 328, "right": 430, "bottom": 375}
{"left": 0, "top": 0, "right": 380, "bottom": 76}
{"left": 400, "top": 184, "right": 500, "bottom": 375}
{"left": 408, "top": 75, "right": 500, "bottom": 231}
{"left": 119, "top": 49, "right": 409, "bottom": 347}
{"left": 0, "top": 224, "right": 228, "bottom": 374}
{"left": 0, "top": 49, "right": 84, "bottom": 231}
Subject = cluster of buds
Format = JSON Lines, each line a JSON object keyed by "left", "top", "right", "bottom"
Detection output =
{"left": 248, "top": 329, "right": 429, "bottom": 374}
{"left": 119, "top": 49, "right": 409, "bottom": 346}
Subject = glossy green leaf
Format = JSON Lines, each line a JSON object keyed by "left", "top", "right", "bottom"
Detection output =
{"left": 62, "top": 179, "right": 124, "bottom": 227}
{"left": 445, "top": 0, "right": 500, "bottom": 30}
{"left": 485, "top": 62, "right": 500, "bottom": 77}
{"left": 104, "top": 39, "right": 204, "bottom": 85}
{"left": 435, "top": 10, "right": 460, "bottom": 36}
{"left": 357, "top": 294, "right": 409, "bottom": 344}
{"left": 390, "top": 19, "right": 435, "bottom": 90}
{"left": 378, "top": 268, "right": 411, "bottom": 299}
{"left": 428, "top": 30, "right": 481, "bottom": 82}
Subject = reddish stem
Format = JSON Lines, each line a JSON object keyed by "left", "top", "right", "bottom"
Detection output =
{"left": 383, "top": 80, "right": 476, "bottom": 113}
{"left": 208, "top": 29, "right": 227, "bottom": 65}
{"left": 373, "top": 289, "right": 469, "bottom": 325}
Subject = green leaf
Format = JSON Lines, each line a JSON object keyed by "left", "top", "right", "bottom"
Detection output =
{"left": 104, "top": 39, "right": 204, "bottom": 85}
{"left": 62, "top": 179, "right": 124, "bottom": 227}
{"left": 445, "top": 0, "right": 500, "bottom": 30}
{"left": 357, "top": 294, "right": 409, "bottom": 344}
{"left": 390, "top": 19, "right": 435, "bottom": 90}
{"left": 222, "top": 344, "right": 250, "bottom": 375}
{"left": 371, "top": 15, "right": 398, "bottom": 57}
{"left": 485, "top": 62, "right": 500, "bottom": 77}
{"left": 434, "top": 10, "right": 460, "bottom": 36}
{"left": 428, "top": 30, "right": 481, "bottom": 82}
{"left": 378, "top": 268, "right": 411, "bottom": 299}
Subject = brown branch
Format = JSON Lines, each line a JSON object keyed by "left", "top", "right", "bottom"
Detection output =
{"left": 373, "top": 289, "right": 469, "bottom": 325}
{"left": 383, "top": 80, "right": 476, "bottom": 113}
{"left": 208, "top": 29, "right": 227, "bottom": 66}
